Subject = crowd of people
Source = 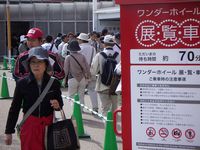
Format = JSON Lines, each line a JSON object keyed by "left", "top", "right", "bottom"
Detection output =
{"left": 4, "top": 27, "right": 122, "bottom": 149}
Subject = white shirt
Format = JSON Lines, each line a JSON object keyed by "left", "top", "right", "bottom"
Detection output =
{"left": 42, "top": 43, "right": 58, "bottom": 53}
{"left": 57, "top": 42, "right": 66, "bottom": 56}
{"left": 79, "top": 43, "right": 96, "bottom": 66}
{"left": 62, "top": 43, "right": 70, "bottom": 59}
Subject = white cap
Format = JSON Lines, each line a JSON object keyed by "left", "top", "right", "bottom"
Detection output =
{"left": 20, "top": 35, "right": 27, "bottom": 42}
{"left": 103, "top": 35, "right": 115, "bottom": 44}
{"left": 77, "top": 33, "right": 89, "bottom": 41}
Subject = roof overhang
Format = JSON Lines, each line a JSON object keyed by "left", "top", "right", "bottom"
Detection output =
{"left": 95, "top": 6, "right": 120, "bottom": 20}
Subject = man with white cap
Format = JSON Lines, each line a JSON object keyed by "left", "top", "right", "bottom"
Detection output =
{"left": 77, "top": 33, "right": 98, "bottom": 113}
{"left": 18, "top": 35, "right": 28, "bottom": 54}
{"left": 91, "top": 35, "right": 120, "bottom": 117}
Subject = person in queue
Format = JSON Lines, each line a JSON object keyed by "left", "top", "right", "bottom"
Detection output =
{"left": 90, "top": 35, "right": 120, "bottom": 117}
{"left": 5, "top": 46, "right": 63, "bottom": 150}
{"left": 13, "top": 27, "right": 65, "bottom": 81}
{"left": 64, "top": 40, "right": 91, "bottom": 112}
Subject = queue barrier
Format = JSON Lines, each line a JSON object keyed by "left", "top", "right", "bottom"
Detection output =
{"left": 0, "top": 72, "right": 12, "bottom": 99}
{"left": 1, "top": 56, "right": 16, "bottom": 73}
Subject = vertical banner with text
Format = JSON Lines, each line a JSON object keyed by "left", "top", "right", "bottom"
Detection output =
{"left": 130, "top": 2, "right": 200, "bottom": 150}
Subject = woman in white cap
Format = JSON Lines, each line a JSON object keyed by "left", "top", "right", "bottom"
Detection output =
{"left": 5, "top": 46, "right": 63, "bottom": 150}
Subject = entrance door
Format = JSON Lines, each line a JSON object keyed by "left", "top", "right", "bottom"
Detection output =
{"left": 11, "top": 21, "right": 29, "bottom": 55}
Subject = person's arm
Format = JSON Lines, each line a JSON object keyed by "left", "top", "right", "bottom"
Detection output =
{"left": 5, "top": 81, "right": 23, "bottom": 134}
{"left": 115, "top": 61, "right": 121, "bottom": 75}
{"left": 64, "top": 56, "right": 70, "bottom": 79}
{"left": 5, "top": 81, "right": 23, "bottom": 145}
{"left": 90, "top": 53, "right": 100, "bottom": 76}
{"left": 82, "top": 56, "right": 91, "bottom": 79}
{"left": 50, "top": 79, "right": 63, "bottom": 110}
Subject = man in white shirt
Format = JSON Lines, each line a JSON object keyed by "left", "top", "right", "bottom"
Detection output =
{"left": 42, "top": 35, "right": 58, "bottom": 53}
{"left": 57, "top": 34, "right": 68, "bottom": 61}
{"left": 77, "top": 33, "right": 98, "bottom": 113}
{"left": 62, "top": 32, "right": 75, "bottom": 59}
{"left": 91, "top": 35, "right": 120, "bottom": 117}
{"left": 113, "top": 32, "right": 121, "bottom": 56}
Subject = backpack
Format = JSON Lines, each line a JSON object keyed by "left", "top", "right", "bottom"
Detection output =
{"left": 55, "top": 38, "right": 62, "bottom": 49}
{"left": 13, "top": 50, "right": 65, "bottom": 81}
{"left": 100, "top": 52, "right": 119, "bottom": 86}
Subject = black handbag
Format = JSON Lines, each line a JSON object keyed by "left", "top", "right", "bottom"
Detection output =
{"left": 44, "top": 110, "right": 80, "bottom": 150}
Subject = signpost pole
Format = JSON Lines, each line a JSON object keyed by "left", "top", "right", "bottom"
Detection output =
{"left": 6, "top": 0, "right": 11, "bottom": 64}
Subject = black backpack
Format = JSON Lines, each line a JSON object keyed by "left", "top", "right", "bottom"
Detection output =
{"left": 100, "top": 52, "right": 119, "bottom": 86}
{"left": 55, "top": 38, "right": 62, "bottom": 49}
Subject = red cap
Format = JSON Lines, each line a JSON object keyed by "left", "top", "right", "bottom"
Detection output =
{"left": 25, "top": 28, "right": 43, "bottom": 39}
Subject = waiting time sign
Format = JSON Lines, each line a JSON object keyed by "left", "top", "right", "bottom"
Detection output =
{"left": 130, "top": 49, "right": 200, "bottom": 150}
{"left": 128, "top": 2, "right": 200, "bottom": 150}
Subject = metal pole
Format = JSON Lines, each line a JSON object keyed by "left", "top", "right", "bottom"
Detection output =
{"left": 92, "top": 0, "right": 98, "bottom": 31}
{"left": 6, "top": 0, "right": 11, "bottom": 63}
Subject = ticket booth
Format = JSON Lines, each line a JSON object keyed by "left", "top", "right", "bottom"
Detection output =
{"left": 115, "top": 0, "right": 200, "bottom": 149}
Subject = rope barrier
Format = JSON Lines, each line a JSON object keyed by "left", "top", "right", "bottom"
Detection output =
{"left": 62, "top": 95, "right": 108, "bottom": 121}
{"left": 0, "top": 74, "right": 15, "bottom": 81}
{"left": 0, "top": 74, "right": 111, "bottom": 122}
{"left": 3, "top": 56, "right": 17, "bottom": 60}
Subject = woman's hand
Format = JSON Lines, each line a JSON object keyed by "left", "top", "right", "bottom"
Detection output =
{"left": 50, "top": 99, "right": 60, "bottom": 110}
{"left": 5, "top": 134, "right": 12, "bottom": 145}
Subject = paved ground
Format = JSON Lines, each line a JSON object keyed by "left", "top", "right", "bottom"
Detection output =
{"left": 0, "top": 69, "right": 122, "bottom": 150}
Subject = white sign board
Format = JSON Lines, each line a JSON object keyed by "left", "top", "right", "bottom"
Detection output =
{"left": 130, "top": 49, "right": 200, "bottom": 150}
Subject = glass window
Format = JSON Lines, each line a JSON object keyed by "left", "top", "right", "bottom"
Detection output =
{"left": 76, "top": 22, "right": 88, "bottom": 33}
{"left": 49, "top": 4, "right": 61, "bottom": 20}
{"left": 76, "top": 3, "right": 89, "bottom": 20}
{"left": 63, "top": 22, "right": 75, "bottom": 34}
{"left": 49, "top": 22, "right": 61, "bottom": 38}
{"left": 35, "top": 4, "right": 48, "bottom": 20}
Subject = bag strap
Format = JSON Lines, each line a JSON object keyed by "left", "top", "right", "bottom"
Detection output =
{"left": 49, "top": 43, "right": 54, "bottom": 51}
{"left": 100, "top": 51, "right": 118, "bottom": 59}
{"left": 70, "top": 55, "right": 84, "bottom": 72}
{"left": 53, "top": 109, "right": 66, "bottom": 123}
{"left": 100, "top": 51, "right": 107, "bottom": 59}
{"left": 89, "top": 48, "right": 94, "bottom": 66}
{"left": 113, "top": 52, "right": 119, "bottom": 59}
{"left": 115, "top": 43, "right": 121, "bottom": 49}
{"left": 18, "top": 77, "right": 55, "bottom": 128}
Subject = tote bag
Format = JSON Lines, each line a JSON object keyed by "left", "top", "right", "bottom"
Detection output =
{"left": 44, "top": 110, "right": 80, "bottom": 150}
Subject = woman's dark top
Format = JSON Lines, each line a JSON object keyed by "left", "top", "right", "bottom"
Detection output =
{"left": 5, "top": 72, "right": 63, "bottom": 134}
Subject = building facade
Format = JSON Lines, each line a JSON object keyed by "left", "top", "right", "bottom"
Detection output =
{"left": 0, "top": 0, "right": 119, "bottom": 57}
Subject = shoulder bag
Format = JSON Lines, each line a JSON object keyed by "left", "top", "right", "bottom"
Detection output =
{"left": 70, "top": 55, "right": 89, "bottom": 79}
{"left": 44, "top": 109, "right": 80, "bottom": 150}
{"left": 16, "top": 77, "right": 55, "bottom": 135}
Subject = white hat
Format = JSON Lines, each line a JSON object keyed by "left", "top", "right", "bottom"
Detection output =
{"left": 103, "top": 35, "right": 115, "bottom": 44}
{"left": 77, "top": 33, "right": 89, "bottom": 41}
{"left": 20, "top": 35, "right": 27, "bottom": 42}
